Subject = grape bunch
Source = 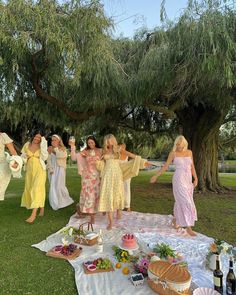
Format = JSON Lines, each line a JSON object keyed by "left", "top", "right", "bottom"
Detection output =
{"left": 95, "top": 258, "right": 112, "bottom": 270}
{"left": 61, "top": 244, "right": 77, "bottom": 256}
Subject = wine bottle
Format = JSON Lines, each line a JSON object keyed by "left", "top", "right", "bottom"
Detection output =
{"left": 213, "top": 255, "right": 223, "bottom": 294}
{"left": 96, "top": 229, "right": 103, "bottom": 253}
{"left": 226, "top": 256, "right": 236, "bottom": 295}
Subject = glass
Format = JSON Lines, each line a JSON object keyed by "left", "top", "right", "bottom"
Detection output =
{"left": 69, "top": 136, "right": 75, "bottom": 142}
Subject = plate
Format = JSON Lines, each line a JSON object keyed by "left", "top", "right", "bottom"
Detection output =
{"left": 118, "top": 243, "right": 139, "bottom": 254}
{"left": 193, "top": 288, "right": 221, "bottom": 295}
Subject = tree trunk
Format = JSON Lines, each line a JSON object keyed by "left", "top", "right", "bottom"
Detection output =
{"left": 177, "top": 104, "right": 226, "bottom": 192}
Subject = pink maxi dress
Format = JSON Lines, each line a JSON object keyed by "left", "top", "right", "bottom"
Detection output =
{"left": 172, "top": 156, "right": 197, "bottom": 227}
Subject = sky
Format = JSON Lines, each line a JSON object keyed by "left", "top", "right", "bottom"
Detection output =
{"left": 101, "top": 0, "right": 189, "bottom": 37}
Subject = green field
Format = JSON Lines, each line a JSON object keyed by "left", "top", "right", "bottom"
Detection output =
{"left": 0, "top": 168, "right": 235, "bottom": 295}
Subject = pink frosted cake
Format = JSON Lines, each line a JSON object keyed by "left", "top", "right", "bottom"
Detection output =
{"left": 122, "top": 233, "right": 137, "bottom": 249}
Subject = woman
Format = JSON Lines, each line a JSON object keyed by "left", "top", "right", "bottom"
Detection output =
{"left": 21, "top": 132, "right": 48, "bottom": 223}
{"left": 150, "top": 135, "right": 198, "bottom": 236}
{"left": 47, "top": 134, "right": 74, "bottom": 210}
{"left": 69, "top": 135, "right": 102, "bottom": 224}
{"left": 98, "top": 134, "right": 150, "bottom": 230}
{"left": 0, "top": 132, "right": 18, "bottom": 201}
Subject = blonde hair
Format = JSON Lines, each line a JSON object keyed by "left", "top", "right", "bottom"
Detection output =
{"left": 103, "top": 134, "right": 119, "bottom": 157}
{"left": 172, "top": 135, "right": 188, "bottom": 152}
{"left": 52, "top": 134, "right": 66, "bottom": 151}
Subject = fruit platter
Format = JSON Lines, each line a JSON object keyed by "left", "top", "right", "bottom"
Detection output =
{"left": 46, "top": 244, "right": 82, "bottom": 260}
{"left": 83, "top": 258, "right": 114, "bottom": 274}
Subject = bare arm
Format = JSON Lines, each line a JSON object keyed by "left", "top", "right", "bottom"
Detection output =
{"left": 124, "top": 150, "right": 136, "bottom": 159}
{"left": 190, "top": 151, "right": 198, "bottom": 187}
{"left": 6, "top": 142, "right": 17, "bottom": 156}
{"left": 150, "top": 151, "right": 175, "bottom": 183}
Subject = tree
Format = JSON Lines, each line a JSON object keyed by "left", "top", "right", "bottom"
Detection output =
{"left": 126, "top": 0, "right": 236, "bottom": 191}
{"left": 0, "top": 0, "right": 126, "bottom": 127}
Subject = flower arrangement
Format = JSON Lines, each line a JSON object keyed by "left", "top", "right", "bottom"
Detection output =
{"left": 133, "top": 252, "right": 151, "bottom": 276}
{"left": 60, "top": 226, "right": 85, "bottom": 237}
{"left": 153, "top": 243, "right": 186, "bottom": 265}
{"left": 207, "top": 239, "right": 236, "bottom": 259}
{"left": 112, "top": 246, "right": 131, "bottom": 263}
{"left": 153, "top": 243, "right": 176, "bottom": 259}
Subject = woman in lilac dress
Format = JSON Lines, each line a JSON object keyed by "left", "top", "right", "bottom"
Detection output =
{"left": 150, "top": 135, "right": 198, "bottom": 236}
{"left": 69, "top": 136, "right": 102, "bottom": 224}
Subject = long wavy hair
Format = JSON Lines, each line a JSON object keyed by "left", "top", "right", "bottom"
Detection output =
{"left": 103, "top": 134, "right": 119, "bottom": 157}
{"left": 172, "top": 135, "right": 188, "bottom": 152}
{"left": 52, "top": 134, "right": 66, "bottom": 151}
{"left": 29, "top": 131, "right": 43, "bottom": 143}
{"left": 85, "top": 135, "right": 101, "bottom": 150}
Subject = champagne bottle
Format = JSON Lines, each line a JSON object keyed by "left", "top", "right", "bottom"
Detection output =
{"left": 96, "top": 229, "right": 103, "bottom": 253}
{"left": 226, "top": 257, "right": 236, "bottom": 295}
{"left": 214, "top": 255, "right": 223, "bottom": 294}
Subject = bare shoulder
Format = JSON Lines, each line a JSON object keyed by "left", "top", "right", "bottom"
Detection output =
{"left": 168, "top": 151, "right": 175, "bottom": 159}
{"left": 187, "top": 149, "right": 193, "bottom": 156}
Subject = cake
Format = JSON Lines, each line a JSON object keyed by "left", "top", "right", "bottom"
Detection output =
{"left": 148, "top": 260, "right": 191, "bottom": 295}
{"left": 122, "top": 233, "right": 137, "bottom": 249}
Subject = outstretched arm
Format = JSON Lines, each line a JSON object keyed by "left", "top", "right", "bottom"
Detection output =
{"left": 150, "top": 151, "right": 175, "bottom": 183}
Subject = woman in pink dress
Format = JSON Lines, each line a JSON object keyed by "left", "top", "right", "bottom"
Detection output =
{"left": 150, "top": 135, "right": 198, "bottom": 236}
{"left": 69, "top": 136, "right": 102, "bottom": 224}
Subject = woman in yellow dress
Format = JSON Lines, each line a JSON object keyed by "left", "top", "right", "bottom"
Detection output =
{"left": 21, "top": 132, "right": 48, "bottom": 223}
{"left": 97, "top": 134, "right": 150, "bottom": 230}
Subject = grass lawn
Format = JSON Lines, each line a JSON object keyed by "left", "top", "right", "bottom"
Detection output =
{"left": 0, "top": 168, "right": 235, "bottom": 295}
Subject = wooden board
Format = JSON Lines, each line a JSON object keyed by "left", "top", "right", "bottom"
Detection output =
{"left": 46, "top": 248, "right": 82, "bottom": 260}
{"left": 83, "top": 264, "right": 114, "bottom": 275}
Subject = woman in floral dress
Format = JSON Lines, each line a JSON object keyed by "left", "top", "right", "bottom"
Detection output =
{"left": 150, "top": 135, "right": 198, "bottom": 236}
{"left": 70, "top": 135, "right": 102, "bottom": 224}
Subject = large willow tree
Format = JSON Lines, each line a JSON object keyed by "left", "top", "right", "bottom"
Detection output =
{"left": 0, "top": 0, "right": 126, "bottom": 128}
{"left": 128, "top": 0, "right": 236, "bottom": 192}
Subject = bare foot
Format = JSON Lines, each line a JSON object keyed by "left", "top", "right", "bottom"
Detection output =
{"left": 106, "top": 224, "right": 112, "bottom": 230}
{"left": 186, "top": 227, "right": 197, "bottom": 236}
{"left": 26, "top": 216, "right": 36, "bottom": 223}
{"left": 126, "top": 208, "right": 131, "bottom": 212}
{"left": 171, "top": 218, "right": 180, "bottom": 229}
{"left": 39, "top": 208, "right": 44, "bottom": 217}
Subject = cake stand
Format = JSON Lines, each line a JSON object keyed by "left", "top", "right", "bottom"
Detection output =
{"left": 118, "top": 243, "right": 139, "bottom": 255}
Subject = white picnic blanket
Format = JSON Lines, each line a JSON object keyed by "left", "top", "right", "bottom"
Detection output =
{"left": 32, "top": 211, "right": 234, "bottom": 295}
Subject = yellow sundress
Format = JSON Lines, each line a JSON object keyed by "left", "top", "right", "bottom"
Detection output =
{"left": 21, "top": 143, "right": 46, "bottom": 209}
{"left": 98, "top": 154, "right": 146, "bottom": 212}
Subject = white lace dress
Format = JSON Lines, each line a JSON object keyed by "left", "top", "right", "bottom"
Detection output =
{"left": 0, "top": 133, "right": 13, "bottom": 200}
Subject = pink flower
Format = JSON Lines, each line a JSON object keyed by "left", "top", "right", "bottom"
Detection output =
{"left": 140, "top": 258, "right": 149, "bottom": 268}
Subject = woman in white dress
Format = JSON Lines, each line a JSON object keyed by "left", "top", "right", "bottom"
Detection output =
{"left": 0, "top": 132, "right": 18, "bottom": 200}
{"left": 47, "top": 134, "right": 74, "bottom": 210}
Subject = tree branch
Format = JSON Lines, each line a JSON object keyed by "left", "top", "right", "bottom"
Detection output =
{"left": 31, "top": 50, "right": 105, "bottom": 122}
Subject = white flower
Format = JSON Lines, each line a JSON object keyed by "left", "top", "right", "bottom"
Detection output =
{"left": 62, "top": 238, "right": 69, "bottom": 246}
{"left": 222, "top": 245, "right": 229, "bottom": 253}
{"left": 68, "top": 227, "right": 74, "bottom": 237}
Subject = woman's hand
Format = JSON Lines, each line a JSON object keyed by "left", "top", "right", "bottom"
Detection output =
{"left": 11, "top": 161, "right": 18, "bottom": 169}
{"left": 193, "top": 178, "right": 198, "bottom": 188}
{"left": 145, "top": 161, "right": 152, "bottom": 167}
{"left": 68, "top": 140, "right": 75, "bottom": 147}
{"left": 80, "top": 150, "right": 88, "bottom": 157}
{"left": 150, "top": 175, "right": 157, "bottom": 184}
